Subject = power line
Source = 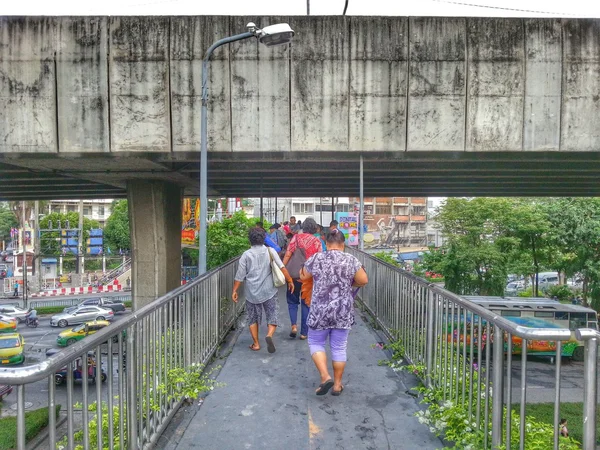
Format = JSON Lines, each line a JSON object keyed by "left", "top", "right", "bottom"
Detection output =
{"left": 428, "top": 0, "right": 577, "bottom": 17}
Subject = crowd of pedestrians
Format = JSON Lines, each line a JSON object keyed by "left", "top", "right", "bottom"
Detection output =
{"left": 232, "top": 216, "right": 368, "bottom": 396}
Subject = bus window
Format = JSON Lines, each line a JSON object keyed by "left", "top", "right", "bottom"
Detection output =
{"left": 501, "top": 310, "right": 521, "bottom": 317}
{"left": 555, "top": 312, "right": 569, "bottom": 320}
{"left": 588, "top": 322, "right": 598, "bottom": 330}
{"left": 534, "top": 312, "right": 554, "bottom": 318}
{"left": 569, "top": 313, "right": 587, "bottom": 330}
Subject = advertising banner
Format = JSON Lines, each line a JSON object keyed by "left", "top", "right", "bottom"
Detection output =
{"left": 335, "top": 212, "right": 359, "bottom": 246}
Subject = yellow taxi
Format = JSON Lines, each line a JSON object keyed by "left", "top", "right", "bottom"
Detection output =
{"left": 0, "top": 333, "right": 25, "bottom": 365}
{"left": 56, "top": 320, "right": 111, "bottom": 347}
{"left": 0, "top": 316, "right": 17, "bottom": 333}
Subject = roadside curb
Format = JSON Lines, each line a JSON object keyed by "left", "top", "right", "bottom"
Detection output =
{"left": 29, "top": 412, "right": 67, "bottom": 450}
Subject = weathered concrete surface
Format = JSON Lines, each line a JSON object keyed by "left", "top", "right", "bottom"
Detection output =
{"left": 128, "top": 180, "right": 182, "bottom": 309}
{"left": 2, "top": 17, "right": 600, "bottom": 199}
{"left": 57, "top": 17, "right": 109, "bottom": 153}
{"left": 467, "top": 18, "right": 524, "bottom": 151}
{"left": 171, "top": 16, "right": 232, "bottom": 152}
{"left": 2, "top": 16, "right": 600, "bottom": 155}
{"left": 523, "top": 19, "right": 561, "bottom": 151}
{"left": 165, "top": 291, "right": 442, "bottom": 450}
{"left": 351, "top": 17, "right": 407, "bottom": 151}
{"left": 0, "top": 17, "right": 57, "bottom": 153}
{"left": 110, "top": 17, "right": 171, "bottom": 152}
{"left": 409, "top": 17, "right": 465, "bottom": 151}
{"left": 562, "top": 20, "right": 600, "bottom": 151}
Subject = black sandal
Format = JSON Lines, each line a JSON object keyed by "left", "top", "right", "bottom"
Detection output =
{"left": 315, "top": 379, "right": 334, "bottom": 396}
{"left": 289, "top": 329, "right": 297, "bottom": 338}
{"left": 331, "top": 386, "right": 344, "bottom": 396}
{"left": 265, "top": 336, "right": 276, "bottom": 353}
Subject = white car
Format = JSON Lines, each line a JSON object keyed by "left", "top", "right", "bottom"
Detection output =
{"left": 0, "top": 305, "right": 31, "bottom": 323}
{"left": 50, "top": 306, "right": 114, "bottom": 328}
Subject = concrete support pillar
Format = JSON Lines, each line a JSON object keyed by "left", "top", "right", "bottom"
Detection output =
{"left": 128, "top": 181, "right": 182, "bottom": 310}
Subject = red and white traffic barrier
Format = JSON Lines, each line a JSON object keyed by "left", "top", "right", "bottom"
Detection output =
{"left": 30, "top": 285, "right": 123, "bottom": 298}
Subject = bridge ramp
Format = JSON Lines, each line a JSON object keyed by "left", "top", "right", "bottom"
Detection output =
{"left": 165, "top": 291, "right": 441, "bottom": 449}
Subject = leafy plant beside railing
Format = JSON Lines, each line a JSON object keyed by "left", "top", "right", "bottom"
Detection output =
{"left": 158, "top": 363, "right": 221, "bottom": 405}
{"left": 57, "top": 326, "right": 221, "bottom": 449}
{"left": 380, "top": 337, "right": 581, "bottom": 449}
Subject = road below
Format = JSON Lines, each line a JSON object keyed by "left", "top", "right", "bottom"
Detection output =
{"left": 0, "top": 310, "right": 131, "bottom": 419}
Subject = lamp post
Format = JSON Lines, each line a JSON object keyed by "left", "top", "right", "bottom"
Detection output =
{"left": 199, "top": 22, "right": 295, "bottom": 274}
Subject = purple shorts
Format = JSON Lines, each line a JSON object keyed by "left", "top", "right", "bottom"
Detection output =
{"left": 307, "top": 328, "right": 350, "bottom": 362}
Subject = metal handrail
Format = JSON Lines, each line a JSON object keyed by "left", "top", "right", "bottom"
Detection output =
{"left": 428, "top": 284, "right": 574, "bottom": 341}
{"left": 0, "top": 257, "right": 239, "bottom": 385}
{"left": 346, "top": 246, "right": 597, "bottom": 449}
{"left": 349, "top": 248, "right": 573, "bottom": 342}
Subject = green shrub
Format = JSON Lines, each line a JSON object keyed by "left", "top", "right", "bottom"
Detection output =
{"left": 36, "top": 306, "right": 68, "bottom": 315}
{"left": 372, "top": 252, "right": 400, "bottom": 267}
{"left": 546, "top": 284, "right": 576, "bottom": 302}
{"left": 0, "top": 405, "right": 61, "bottom": 449}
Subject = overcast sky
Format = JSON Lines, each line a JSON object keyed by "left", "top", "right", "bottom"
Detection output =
{"left": 4, "top": 0, "right": 600, "bottom": 17}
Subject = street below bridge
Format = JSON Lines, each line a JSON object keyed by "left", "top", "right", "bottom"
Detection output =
{"left": 0, "top": 309, "right": 130, "bottom": 422}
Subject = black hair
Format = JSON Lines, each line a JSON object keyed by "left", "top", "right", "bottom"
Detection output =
{"left": 325, "top": 228, "right": 345, "bottom": 244}
{"left": 302, "top": 217, "right": 318, "bottom": 234}
{"left": 560, "top": 418, "right": 567, "bottom": 424}
{"left": 290, "top": 216, "right": 296, "bottom": 220}
{"left": 330, "top": 220, "right": 338, "bottom": 227}
{"left": 248, "top": 227, "right": 266, "bottom": 246}
{"left": 255, "top": 221, "right": 264, "bottom": 229}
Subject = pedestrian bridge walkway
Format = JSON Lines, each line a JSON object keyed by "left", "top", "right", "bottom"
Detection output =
{"left": 0, "top": 249, "right": 598, "bottom": 449}
{"left": 160, "top": 290, "right": 441, "bottom": 450}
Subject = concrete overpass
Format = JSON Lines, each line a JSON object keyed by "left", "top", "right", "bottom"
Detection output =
{"left": 1, "top": 15, "right": 600, "bottom": 306}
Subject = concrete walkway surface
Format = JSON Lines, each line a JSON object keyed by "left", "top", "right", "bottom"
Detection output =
{"left": 161, "top": 290, "right": 442, "bottom": 450}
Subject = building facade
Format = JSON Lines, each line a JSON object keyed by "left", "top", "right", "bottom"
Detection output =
{"left": 47, "top": 199, "right": 113, "bottom": 226}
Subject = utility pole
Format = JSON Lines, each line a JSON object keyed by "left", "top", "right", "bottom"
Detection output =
{"left": 34, "top": 201, "right": 41, "bottom": 293}
{"left": 79, "top": 200, "right": 84, "bottom": 287}
{"left": 21, "top": 202, "right": 27, "bottom": 308}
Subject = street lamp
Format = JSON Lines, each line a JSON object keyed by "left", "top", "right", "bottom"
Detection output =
{"left": 199, "top": 22, "right": 295, "bottom": 274}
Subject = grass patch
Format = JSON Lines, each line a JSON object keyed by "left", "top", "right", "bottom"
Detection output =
{"left": 518, "top": 402, "right": 600, "bottom": 445}
{"left": 36, "top": 306, "right": 68, "bottom": 315}
{"left": 0, "top": 405, "right": 61, "bottom": 449}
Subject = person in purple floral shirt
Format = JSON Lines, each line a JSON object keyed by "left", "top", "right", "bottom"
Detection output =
{"left": 300, "top": 229, "right": 368, "bottom": 396}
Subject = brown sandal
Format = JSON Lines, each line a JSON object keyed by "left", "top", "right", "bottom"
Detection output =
{"left": 299, "top": 335, "right": 307, "bottom": 340}
{"left": 249, "top": 344, "right": 260, "bottom": 351}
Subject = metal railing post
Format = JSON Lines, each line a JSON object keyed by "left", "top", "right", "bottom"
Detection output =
{"left": 127, "top": 324, "right": 138, "bottom": 449}
{"left": 425, "top": 290, "right": 435, "bottom": 387}
{"left": 185, "top": 291, "right": 192, "bottom": 366}
{"left": 491, "top": 325, "right": 504, "bottom": 448}
{"left": 582, "top": 337, "right": 598, "bottom": 450}
{"left": 16, "top": 385, "right": 25, "bottom": 450}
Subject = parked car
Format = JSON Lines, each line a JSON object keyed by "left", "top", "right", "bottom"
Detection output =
{"left": 0, "top": 305, "right": 31, "bottom": 323}
{"left": 0, "top": 333, "right": 25, "bottom": 365}
{"left": 0, "top": 264, "right": 7, "bottom": 279}
{"left": 0, "top": 316, "right": 17, "bottom": 333}
{"left": 56, "top": 320, "right": 112, "bottom": 347}
{"left": 63, "top": 297, "right": 126, "bottom": 314}
{"left": 50, "top": 306, "right": 114, "bottom": 328}
{"left": 505, "top": 280, "right": 526, "bottom": 296}
{"left": 0, "top": 384, "right": 13, "bottom": 401}
{"left": 534, "top": 272, "right": 559, "bottom": 291}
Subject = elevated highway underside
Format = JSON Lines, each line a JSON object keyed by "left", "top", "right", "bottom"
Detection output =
{"left": 2, "top": 150, "right": 600, "bottom": 200}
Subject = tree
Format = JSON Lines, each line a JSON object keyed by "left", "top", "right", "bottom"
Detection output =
{"left": 206, "top": 211, "right": 257, "bottom": 270}
{"left": 104, "top": 200, "right": 130, "bottom": 253}
{"left": 425, "top": 198, "right": 519, "bottom": 296}
{"left": 543, "top": 198, "right": 600, "bottom": 308}
{"left": 503, "top": 199, "right": 554, "bottom": 297}
{"left": 0, "top": 203, "right": 18, "bottom": 243}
